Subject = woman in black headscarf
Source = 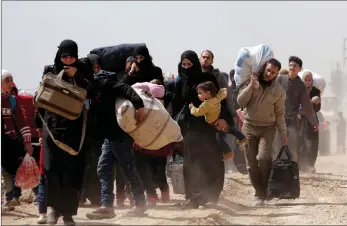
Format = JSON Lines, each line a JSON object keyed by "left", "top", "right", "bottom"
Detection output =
{"left": 166, "top": 50, "right": 233, "bottom": 208}
{"left": 121, "top": 45, "right": 164, "bottom": 85}
{"left": 35, "top": 39, "right": 94, "bottom": 225}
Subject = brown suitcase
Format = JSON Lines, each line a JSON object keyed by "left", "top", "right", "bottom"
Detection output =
{"left": 35, "top": 69, "right": 87, "bottom": 120}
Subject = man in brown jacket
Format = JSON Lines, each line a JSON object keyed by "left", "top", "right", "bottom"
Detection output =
{"left": 237, "top": 58, "right": 287, "bottom": 207}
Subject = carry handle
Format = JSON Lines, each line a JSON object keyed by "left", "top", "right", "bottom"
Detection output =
{"left": 56, "top": 69, "right": 77, "bottom": 87}
{"left": 276, "top": 145, "right": 293, "bottom": 161}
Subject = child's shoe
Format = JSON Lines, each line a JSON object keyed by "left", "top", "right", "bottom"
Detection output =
{"left": 1, "top": 200, "right": 15, "bottom": 211}
{"left": 160, "top": 189, "right": 170, "bottom": 203}
{"left": 147, "top": 194, "right": 158, "bottom": 207}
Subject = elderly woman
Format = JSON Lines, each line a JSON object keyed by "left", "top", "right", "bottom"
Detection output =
{"left": 165, "top": 50, "right": 234, "bottom": 208}
{"left": 299, "top": 71, "right": 321, "bottom": 173}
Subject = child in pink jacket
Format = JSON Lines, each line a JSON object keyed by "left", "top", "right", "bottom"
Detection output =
{"left": 132, "top": 79, "right": 165, "bottom": 104}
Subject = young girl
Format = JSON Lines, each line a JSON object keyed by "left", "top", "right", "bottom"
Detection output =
{"left": 189, "top": 81, "right": 247, "bottom": 159}
{"left": 1, "top": 69, "right": 33, "bottom": 211}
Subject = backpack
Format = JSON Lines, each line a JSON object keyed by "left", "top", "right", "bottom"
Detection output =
{"left": 267, "top": 145, "right": 300, "bottom": 199}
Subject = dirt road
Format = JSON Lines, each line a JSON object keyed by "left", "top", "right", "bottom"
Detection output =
{"left": 2, "top": 155, "right": 347, "bottom": 225}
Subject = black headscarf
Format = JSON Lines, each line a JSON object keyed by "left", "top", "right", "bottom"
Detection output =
{"left": 133, "top": 45, "right": 153, "bottom": 72}
{"left": 54, "top": 39, "right": 79, "bottom": 73}
{"left": 178, "top": 50, "right": 202, "bottom": 87}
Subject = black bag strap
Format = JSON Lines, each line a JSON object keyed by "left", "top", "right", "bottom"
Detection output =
{"left": 276, "top": 145, "right": 292, "bottom": 161}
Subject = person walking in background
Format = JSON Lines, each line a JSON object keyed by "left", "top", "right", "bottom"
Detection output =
{"left": 336, "top": 112, "right": 346, "bottom": 155}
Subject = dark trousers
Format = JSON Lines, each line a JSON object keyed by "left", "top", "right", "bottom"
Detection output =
{"left": 134, "top": 151, "right": 169, "bottom": 197}
{"left": 115, "top": 162, "right": 131, "bottom": 201}
{"left": 299, "top": 118, "right": 319, "bottom": 168}
{"left": 97, "top": 133, "right": 145, "bottom": 207}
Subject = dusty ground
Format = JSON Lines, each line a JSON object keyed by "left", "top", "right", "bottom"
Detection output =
{"left": 2, "top": 154, "right": 347, "bottom": 225}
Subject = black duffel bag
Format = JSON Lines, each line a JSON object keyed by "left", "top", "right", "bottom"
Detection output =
{"left": 268, "top": 145, "right": 300, "bottom": 199}
{"left": 90, "top": 43, "right": 146, "bottom": 73}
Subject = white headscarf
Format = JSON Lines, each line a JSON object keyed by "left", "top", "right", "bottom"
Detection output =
{"left": 2, "top": 69, "right": 13, "bottom": 80}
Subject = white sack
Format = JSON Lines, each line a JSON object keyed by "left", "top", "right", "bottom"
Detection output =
{"left": 298, "top": 69, "right": 326, "bottom": 95}
{"left": 115, "top": 88, "right": 183, "bottom": 150}
{"left": 234, "top": 44, "right": 274, "bottom": 88}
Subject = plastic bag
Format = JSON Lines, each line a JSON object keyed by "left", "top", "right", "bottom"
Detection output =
{"left": 15, "top": 154, "right": 40, "bottom": 189}
{"left": 298, "top": 69, "right": 326, "bottom": 95}
{"left": 234, "top": 44, "right": 274, "bottom": 88}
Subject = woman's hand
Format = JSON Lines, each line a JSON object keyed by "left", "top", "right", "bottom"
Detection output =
{"left": 188, "top": 103, "right": 194, "bottom": 109}
{"left": 65, "top": 66, "right": 78, "bottom": 77}
{"left": 215, "top": 119, "right": 229, "bottom": 132}
{"left": 135, "top": 107, "right": 146, "bottom": 125}
{"left": 130, "top": 63, "right": 139, "bottom": 74}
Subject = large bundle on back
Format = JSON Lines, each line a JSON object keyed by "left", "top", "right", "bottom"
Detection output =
{"left": 298, "top": 69, "right": 326, "bottom": 95}
{"left": 234, "top": 44, "right": 274, "bottom": 88}
{"left": 90, "top": 43, "right": 146, "bottom": 73}
{"left": 115, "top": 88, "right": 183, "bottom": 150}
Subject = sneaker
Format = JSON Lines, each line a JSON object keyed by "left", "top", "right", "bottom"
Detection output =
{"left": 86, "top": 206, "right": 115, "bottom": 220}
{"left": 223, "top": 152, "right": 234, "bottom": 161}
{"left": 37, "top": 213, "right": 47, "bottom": 224}
{"left": 1, "top": 201, "right": 15, "bottom": 212}
{"left": 252, "top": 197, "right": 264, "bottom": 207}
{"left": 160, "top": 190, "right": 170, "bottom": 203}
{"left": 63, "top": 216, "right": 75, "bottom": 226}
{"left": 47, "top": 209, "right": 60, "bottom": 225}
{"left": 126, "top": 205, "right": 147, "bottom": 216}
{"left": 147, "top": 194, "right": 158, "bottom": 207}
{"left": 11, "top": 198, "right": 20, "bottom": 206}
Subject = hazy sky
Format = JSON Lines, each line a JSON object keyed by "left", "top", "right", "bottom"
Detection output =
{"left": 2, "top": 1, "right": 347, "bottom": 95}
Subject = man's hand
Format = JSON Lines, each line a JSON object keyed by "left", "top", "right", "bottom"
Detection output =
{"left": 25, "top": 143, "right": 33, "bottom": 156}
{"left": 65, "top": 66, "right": 78, "bottom": 77}
{"left": 188, "top": 103, "right": 194, "bottom": 109}
{"left": 215, "top": 119, "right": 229, "bottom": 132}
{"left": 281, "top": 134, "right": 288, "bottom": 145}
{"left": 313, "top": 125, "right": 319, "bottom": 132}
{"left": 250, "top": 72, "right": 259, "bottom": 88}
{"left": 135, "top": 107, "right": 146, "bottom": 125}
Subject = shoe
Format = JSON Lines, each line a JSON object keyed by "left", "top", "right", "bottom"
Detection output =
{"left": 1, "top": 201, "right": 15, "bottom": 212}
{"left": 63, "top": 216, "right": 76, "bottom": 226}
{"left": 252, "top": 197, "right": 264, "bottom": 207}
{"left": 86, "top": 206, "right": 115, "bottom": 220}
{"left": 47, "top": 209, "right": 60, "bottom": 225}
{"left": 147, "top": 194, "right": 158, "bottom": 207}
{"left": 160, "top": 190, "right": 170, "bottom": 203}
{"left": 11, "top": 198, "right": 20, "bottom": 206}
{"left": 223, "top": 152, "right": 234, "bottom": 161}
{"left": 37, "top": 213, "right": 47, "bottom": 224}
{"left": 127, "top": 205, "right": 147, "bottom": 216}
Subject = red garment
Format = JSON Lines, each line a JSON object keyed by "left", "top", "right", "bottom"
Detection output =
{"left": 1, "top": 93, "right": 31, "bottom": 143}
{"left": 39, "top": 146, "right": 44, "bottom": 174}
{"left": 17, "top": 92, "right": 38, "bottom": 138}
{"left": 133, "top": 141, "right": 183, "bottom": 157}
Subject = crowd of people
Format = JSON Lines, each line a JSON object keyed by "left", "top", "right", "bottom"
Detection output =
{"left": 1, "top": 39, "right": 340, "bottom": 225}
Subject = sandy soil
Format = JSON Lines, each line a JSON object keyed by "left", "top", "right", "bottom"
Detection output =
{"left": 2, "top": 154, "right": 347, "bottom": 225}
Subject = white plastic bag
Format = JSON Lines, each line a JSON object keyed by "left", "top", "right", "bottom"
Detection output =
{"left": 234, "top": 44, "right": 274, "bottom": 88}
{"left": 298, "top": 69, "right": 326, "bottom": 95}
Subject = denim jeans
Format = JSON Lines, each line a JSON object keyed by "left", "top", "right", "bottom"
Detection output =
{"left": 97, "top": 133, "right": 145, "bottom": 207}
{"left": 37, "top": 174, "right": 47, "bottom": 214}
